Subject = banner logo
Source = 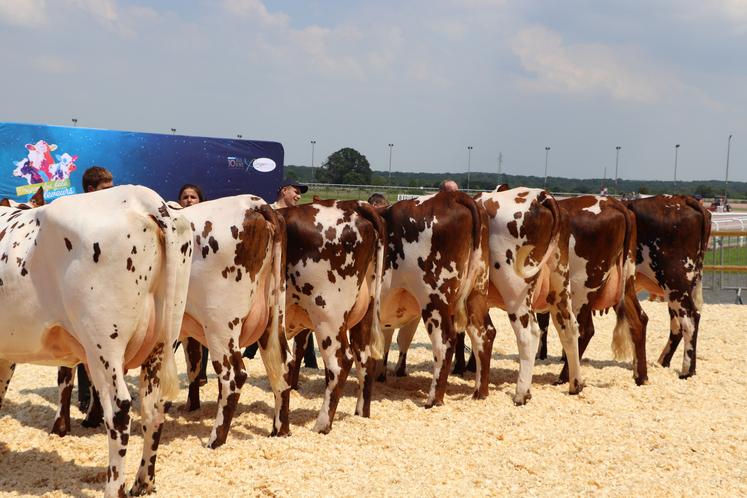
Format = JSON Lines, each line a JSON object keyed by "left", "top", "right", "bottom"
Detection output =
{"left": 251, "top": 157, "right": 276, "bottom": 172}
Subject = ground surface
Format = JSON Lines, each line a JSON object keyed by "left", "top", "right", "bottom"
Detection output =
{"left": 1, "top": 301, "right": 746, "bottom": 496}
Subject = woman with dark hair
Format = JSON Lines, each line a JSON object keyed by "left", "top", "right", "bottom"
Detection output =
{"left": 178, "top": 183, "right": 205, "bottom": 207}
{"left": 177, "top": 184, "right": 210, "bottom": 386}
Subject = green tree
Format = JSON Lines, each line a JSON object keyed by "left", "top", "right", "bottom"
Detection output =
{"left": 316, "top": 148, "right": 372, "bottom": 185}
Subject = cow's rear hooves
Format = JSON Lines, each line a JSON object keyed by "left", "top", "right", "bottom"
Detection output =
{"left": 513, "top": 391, "right": 532, "bottom": 406}
{"left": 269, "top": 428, "right": 290, "bottom": 438}
{"left": 569, "top": 381, "right": 585, "bottom": 395}
{"left": 130, "top": 482, "right": 155, "bottom": 496}
{"left": 635, "top": 376, "right": 649, "bottom": 386}
{"left": 472, "top": 391, "right": 488, "bottom": 400}
{"left": 679, "top": 373, "right": 695, "bottom": 380}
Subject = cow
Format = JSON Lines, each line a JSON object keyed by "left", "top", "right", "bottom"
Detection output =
{"left": 535, "top": 195, "right": 648, "bottom": 385}
{"left": 25, "top": 140, "right": 57, "bottom": 181}
{"left": 0, "top": 185, "right": 193, "bottom": 497}
{"left": 376, "top": 191, "right": 497, "bottom": 406}
{"left": 12, "top": 157, "right": 44, "bottom": 185}
{"left": 624, "top": 195, "right": 711, "bottom": 378}
{"left": 49, "top": 152, "right": 78, "bottom": 180}
{"left": 270, "top": 199, "right": 386, "bottom": 433}
{"left": 385, "top": 188, "right": 584, "bottom": 404}
{"left": 52, "top": 195, "right": 290, "bottom": 449}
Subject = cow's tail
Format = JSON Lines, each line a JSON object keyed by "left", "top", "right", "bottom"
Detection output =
{"left": 158, "top": 205, "right": 193, "bottom": 401}
{"left": 258, "top": 204, "right": 288, "bottom": 388}
{"left": 610, "top": 200, "right": 636, "bottom": 360}
{"left": 453, "top": 193, "right": 485, "bottom": 331}
{"left": 685, "top": 196, "right": 712, "bottom": 313}
{"left": 356, "top": 202, "right": 387, "bottom": 360}
{"left": 514, "top": 191, "right": 560, "bottom": 280}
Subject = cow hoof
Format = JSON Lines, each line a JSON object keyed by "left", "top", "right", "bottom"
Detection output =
{"left": 424, "top": 399, "right": 444, "bottom": 409}
{"left": 80, "top": 417, "right": 102, "bottom": 429}
{"left": 472, "top": 390, "right": 488, "bottom": 400}
{"left": 50, "top": 417, "right": 69, "bottom": 437}
{"left": 206, "top": 437, "right": 226, "bottom": 449}
{"left": 679, "top": 372, "right": 695, "bottom": 380}
{"left": 513, "top": 391, "right": 532, "bottom": 406}
{"left": 270, "top": 426, "right": 290, "bottom": 437}
{"left": 552, "top": 377, "right": 568, "bottom": 386}
{"left": 635, "top": 376, "right": 649, "bottom": 386}
{"left": 313, "top": 422, "right": 332, "bottom": 434}
{"left": 569, "top": 380, "right": 585, "bottom": 395}
{"left": 130, "top": 481, "right": 155, "bottom": 496}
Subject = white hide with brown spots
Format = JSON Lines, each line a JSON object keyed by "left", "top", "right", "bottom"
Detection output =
{"left": 0, "top": 185, "right": 193, "bottom": 498}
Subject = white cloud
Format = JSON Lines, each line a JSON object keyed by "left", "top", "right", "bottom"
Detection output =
{"left": 222, "top": 0, "right": 289, "bottom": 28}
{"left": 33, "top": 55, "right": 73, "bottom": 73}
{"left": 511, "top": 26, "right": 666, "bottom": 103}
{"left": 0, "top": 0, "right": 48, "bottom": 27}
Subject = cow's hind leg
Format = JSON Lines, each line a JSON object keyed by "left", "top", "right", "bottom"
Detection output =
{"left": 314, "top": 324, "right": 353, "bottom": 434}
{"left": 673, "top": 295, "right": 700, "bottom": 378}
{"left": 0, "top": 360, "right": 16, "bottom": 409}
{"left": 131, "top": 344, "right": 169, "bottom": 496}
{"left": 288, "top": 329, "right": 311, "bottom": 390}
{"left": 423, "top": 302, "right": 456, "bottom": 408}
{"left": 183, "top": 338, "right": 204, "bottom": 411}
{"left": 51, "top": 366, "right": 75, "bottom": 436}
{"left": 465, "top": 292, "right": 496, "bottom": 400}
{"left": 556, "top": 305, "right": 593, "bottom": 385}
{"left": 257, "top": 326, "right": 292, "bottom": 437}
{"left": 350, "top": 298, "right": 376, "bottom": 417}
{"left": 536, "top": 312, "right": 551, "bottom": 360}
{"left": 88, "top": 357, "right": 132, "bottom": 498}
{"left": 395, "top": 318, "right": 418, "bottom": 377}
{"left": 452, "top": 332, "right": 467, "bottom": 376}
{"left": 508, "top": 303, "right": 540, "bottom": 405}
{"left": 376, "top": 326, "right": 395, "bottom": 382}
{"left": 207, "top": 337, "right": 247, "bottom": 449}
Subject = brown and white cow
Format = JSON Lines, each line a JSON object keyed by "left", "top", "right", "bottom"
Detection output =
{"left": 377, "top": 191, "right": 496, "bottom": 406}
{"left": 625, "top": 195, "right": 711, "bottom": 378}
{"left": 281, "top": 199, "right": 386, "bottom": 433}
{"left": 53, "top": 195, "right": 290, "bottom": 449}
{"left": 0, "top": 185, "right": 192, "bottom": 497}
{"left": 385, "top": 188, "right": 584, "bottom": 404}
{"left": 536, "top": 195, "right": 649, "bottom": 385}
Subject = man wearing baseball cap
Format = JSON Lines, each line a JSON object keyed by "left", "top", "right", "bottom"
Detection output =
{"left": 273, "top": 179, "right": 308, "bottom": 209}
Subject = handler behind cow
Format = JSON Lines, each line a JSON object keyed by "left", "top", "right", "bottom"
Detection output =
{"left": 0, "top": 185, "right": 192, "bottom": 497}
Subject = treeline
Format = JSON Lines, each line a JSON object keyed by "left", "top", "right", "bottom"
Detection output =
{"left": 286, "top": 165, "right": 747, "bottom": 199}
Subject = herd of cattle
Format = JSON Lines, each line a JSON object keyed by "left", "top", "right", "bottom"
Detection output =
{"left": 0, "top": 185, "right": 711, "bottom": 497}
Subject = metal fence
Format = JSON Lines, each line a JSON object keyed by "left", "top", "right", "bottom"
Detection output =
{"left": 703, "top": 230, "right": 747, "bottom": 303}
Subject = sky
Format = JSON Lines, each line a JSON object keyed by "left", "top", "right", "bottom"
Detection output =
{"left": 1, "top": 0, "right": 746, "bottom": 182}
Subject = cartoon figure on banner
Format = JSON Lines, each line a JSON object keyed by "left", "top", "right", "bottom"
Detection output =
{"left": 13, "top": 158, "right": 44, "bottom": 184}
{"left": 12, "top": 141, "right": 78, "bottom": 185}
{"left": 25, "top": 140, "right": 57, "bottom": 181}
{"left": 49, "top": 152, "right": 78, "bottom": 180}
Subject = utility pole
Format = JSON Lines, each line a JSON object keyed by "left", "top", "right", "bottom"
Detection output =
{"left": 725, "top": 134, "right": 733, "bottom": 199}
{"left": 497, "top": 152, "right": 503, "bottom": 185}
{"left": 310, "top": 140, "right": 316, "bottom": 181}
{"left": 467, "top": 146, "right": 473, "bottom": 190}
{"left": 543, "top": 146, "right": 551, "bottom": 188}
{"left": 388, "top": 143, "right": 394, "bottom": 186}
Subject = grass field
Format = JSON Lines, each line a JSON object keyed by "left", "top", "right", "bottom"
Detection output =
{"left": 704, "top": 239, "right": 747, "bottom": 266}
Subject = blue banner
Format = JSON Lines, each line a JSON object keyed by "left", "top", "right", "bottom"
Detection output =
{"left": 0, "top": 122, "right": 284, "bottom": 203}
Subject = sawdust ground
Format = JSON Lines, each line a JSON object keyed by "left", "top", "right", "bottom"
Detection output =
{"left": 1, "top": 301, "right": 746, "bottom": 496}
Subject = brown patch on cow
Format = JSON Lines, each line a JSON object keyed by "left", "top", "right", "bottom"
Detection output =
{"left": 233, "top": 209, "right": 272, "bottom": 280}
{"left": 92, "top": 242, "right": 101, "bottom": 262}
{"left": 201, "top": 220, "right": 213, "bottom": 238}
{"left": 325, "top": 226, "right": 337, "bottom": 241}
{"left": 481, "top": 197, "right": 500, "bottom": 218}
{"left": 208, "top": 236, "right": 219, "bottom": 254}
{"left": 519, "top": 314, "right": 529, "bottom": 328}
{"left": 315, "top": 295, "right": 326, "bottom": 307}
{"left": 64, "top": 238, "right": 72, "bottom": 251}
{"left": 321, "top": 336, "right": 332, "bottom": 350}
{"left": 513, "top": 211, "right": 523, "bottom": 219}
{"left": 507, "top": 220, "right": 519, "bottom": 238}
{"left": 517, "top": 191, "right": 529, "bottom": 197}
{"left": 230, "top": 225, "right": 239, "bottom": 239}
{"left": 506, "top": 249, "right": 513, "bottom": 264}
{"left": 301, "top": 283, "right": 314, "bottom": 295}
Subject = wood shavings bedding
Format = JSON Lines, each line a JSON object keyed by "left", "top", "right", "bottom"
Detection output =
{"left": 1, "top": 302, "right": 746, "bottom": 496}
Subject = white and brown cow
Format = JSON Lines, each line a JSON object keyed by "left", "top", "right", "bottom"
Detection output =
{"left": 624, "top": 195, "right": 711, "bottom": 378}
{"left": 386, "top": 188, "right": 584, "bottom": 404}
{"left": 0, "top": 185, "right": 192, "bottom": 497}
{"left": 53, "top": 195, "right": 290, "bottom": 449}
{"left": 282, "top": 199, "right": 386, "bottom": 433}
{"left": 536, "top": 195, "right": 649, "bottom": 385}
{"left": 377, "top": 191, "right": 496, "bottom": 406}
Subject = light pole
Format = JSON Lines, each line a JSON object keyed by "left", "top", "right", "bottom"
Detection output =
{"left": 387, "top": 144, "right": 394, "bottom": 186}
{"left": 497, "top": 152, "right": 503, "bottom": 185}
{"left": 310, "top": 140, "right": 317, "bottom": 181}
{"left": 725, "top": 134, "right": 733, "bottom": 199}
{"left": 171, "top": 128, "right": 176, "bottom": 135}
{"left": 673, "top": 144, "right": 680, "bottom": 192}
{"left": 467, "top": 146, "right": 473, "bottom": 190}
{"left": 614, "top": 146, "right": 621, "bottom": 193}
{"left": 71, "top": 118, "right": 78, "bottom": 127}
{"left": 543, "top": 146, "right": 550, "bottom": 188}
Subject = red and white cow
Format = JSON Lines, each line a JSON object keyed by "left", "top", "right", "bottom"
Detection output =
{"left": 282, "top": 199, "right": 386, "bottom": 433}
{"left": 536, "top": 195, "right": 648, "bottom": 385}
{"left": 377, "top": 191, "right": 496, "bottom": 406}
{"left": 624, "top": 195, "right": 711, "bottom": 378}
{"left": 386, "top": 188, "right": 584, "bottom": 404}
{"left": 53, "top": 195, "right": 289, "bottom": 449}
{"left": 0, "top": 185, "right": 192, "bottom": 497}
